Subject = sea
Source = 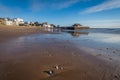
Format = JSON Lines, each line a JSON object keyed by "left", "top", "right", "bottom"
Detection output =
{"left": 1, "top": 28, "right": 120, "bottom": 61}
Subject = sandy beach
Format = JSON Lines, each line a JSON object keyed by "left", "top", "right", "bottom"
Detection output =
{"left": 0, "top": 26, "right": 120, "bottom": 80}
{"left": 0, "top": 25, "right": 56, "bottom": 42}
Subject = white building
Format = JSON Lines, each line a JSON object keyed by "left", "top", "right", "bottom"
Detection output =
{"left": 5, "top": 20, "right": 13, "bottom": 25}
{"left": 13, "top": 18, "right": 24, "bottom": 26}
{"left": 24, "top": 21, "right": 30, "bottom": 26}
{"left": 43, "top": 23, "right": 54, "bottom": 28}
{"left": 4, "top": 18, "right": 24, "bottom": 26}
{"left": 4, "top": 18, "right": 13, "bottom": 25}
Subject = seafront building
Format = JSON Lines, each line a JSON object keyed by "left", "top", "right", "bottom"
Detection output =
{"left": 13, "top": 18, "right": 24, "bottom": 26}
{"left": 0, "top": 17, "right": 55, "bottom": 29}
{"left": 42, "top": 22, "right": 54, "bottom": 28}
{"left": 3, "top": 18, "right": 24, "bottom": 26}
{"left": 4, "top": 20, "right": 13, "bottom": 25}
{"left": 0, "top": 17, "right": 89, "bottom": 29}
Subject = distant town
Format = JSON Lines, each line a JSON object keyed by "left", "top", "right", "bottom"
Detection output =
{"left": 0, "top": 17, "right": 90, "bottom": 29}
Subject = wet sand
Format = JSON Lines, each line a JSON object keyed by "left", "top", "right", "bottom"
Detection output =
{"left": 0, "top": 25, "right": 55, "bottom": 42}
{"left": 0, "top": 26, "right": 120, "bottom": 80}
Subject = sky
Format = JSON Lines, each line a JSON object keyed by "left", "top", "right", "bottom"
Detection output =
{"left": 0, "top": 0, "right": 120, "bottom": 28}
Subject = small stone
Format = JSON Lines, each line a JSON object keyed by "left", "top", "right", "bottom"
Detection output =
{"left": 49, "top": 71, "right": 53, "bottom": 75}
{"left": 109, "top": 58, "right": 112, "bottom": 60}
{"left": 43, "top": 70, "right": 54, "bottom": 76}
{"left": 106, "top": 48, "right": 109, "bottom": 50}
{"left": 113, "top": 75, "right": 119, "bottom": 79}
{"left": 48, "top": 54, "right": 52, "bottom": 57}
{"left": 60, "top": 67, "right": 64, "bottom": 70}
{"left": 55, "top": 66, "right": 59, "bottom": 70}
{"left": 54, "top": 65, "right": 64, "bottom": 70}
{"left": 113, "top": 51, "right": 116, "bottom": 53}
{"left": 114, "top": 75, "right": 118, "bottom": 78}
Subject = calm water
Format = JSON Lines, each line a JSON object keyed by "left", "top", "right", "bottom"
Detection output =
{"left": 44, "top": 28, "right": 120, "bottom": 49}
{"left": 0, "top": 28, "right": 120, "bottom": 55}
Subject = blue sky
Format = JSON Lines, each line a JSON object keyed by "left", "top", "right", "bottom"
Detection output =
{"left": 0, "top": 0, "right": 120, "bottom": 28}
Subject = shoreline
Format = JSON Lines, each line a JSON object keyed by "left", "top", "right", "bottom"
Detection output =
{"left": 0, "top": 25, "right": 58, "bottom": 42}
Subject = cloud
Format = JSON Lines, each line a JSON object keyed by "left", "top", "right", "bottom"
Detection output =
{"left": 30, "top": 0, "right": 87, "bottom": 11}
{"left": 82, "top": 0, "right": 120, "bottom": 13}
{"left": 52, "top": 0, "right": 80, "bottom": 9}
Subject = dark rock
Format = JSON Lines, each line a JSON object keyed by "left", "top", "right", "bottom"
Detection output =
{"left": 113, "top": 51, "right": 116, "bottom": 53}
{"left": 109, "top": 58, "right": 112, "bottom": 60}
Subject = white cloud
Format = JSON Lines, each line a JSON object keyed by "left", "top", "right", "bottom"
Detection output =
{"left": 52, "top": 0, "right": 80, "bottom": 9}
{"left": 30, "top": 0, "right": 88, "bottom": 11}
{"left": 82, "top": 0, "right": 120, "bottom": 13}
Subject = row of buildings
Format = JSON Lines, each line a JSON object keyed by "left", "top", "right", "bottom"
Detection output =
{"left": 0, "top": 17, "right": 90, "bottom": 29}
{"left": 0, "top": 18, "right": 24, "bottom": 26}
{"left": 0, "top": 18, "right": 55, "bottom": 28}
